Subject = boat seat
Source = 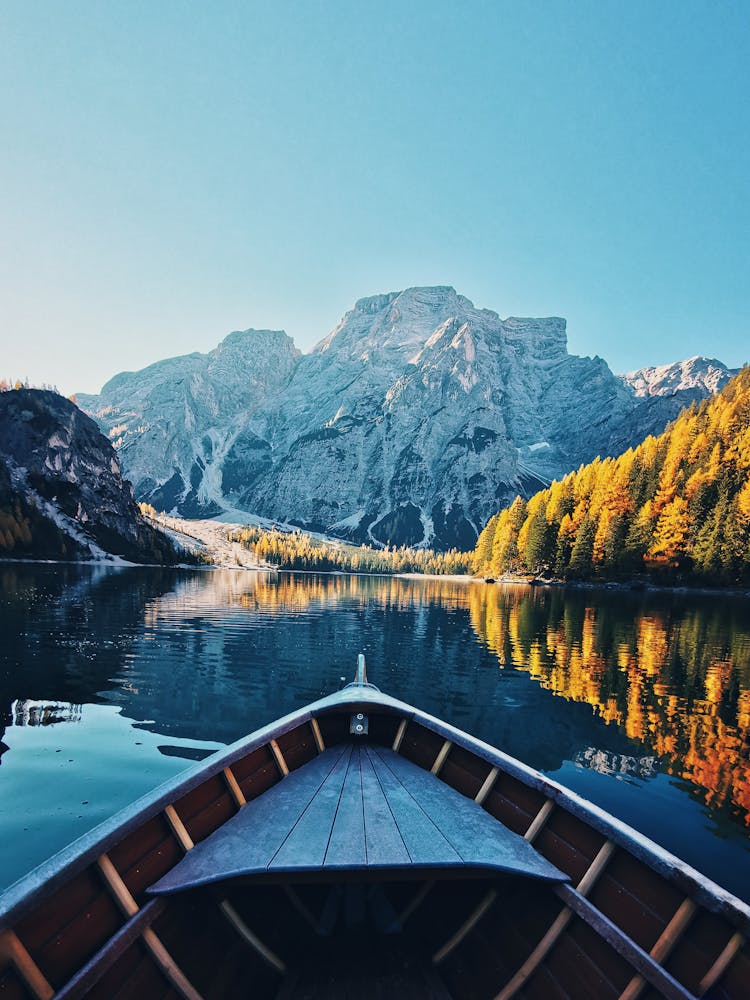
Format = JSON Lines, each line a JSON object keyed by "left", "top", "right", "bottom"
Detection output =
{"left": 148, "top": 744, "right": 567, "bottom": 894}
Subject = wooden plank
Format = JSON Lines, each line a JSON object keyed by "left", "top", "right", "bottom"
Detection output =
{"left": 360, "top": 746, "right": 411, "bottom": 867}
{"left": 576, "top": 841, "right": 616, "bottom": 897}
{"left": 310, "top": 717, "right": 325, "bottom": 752}
{"left": 556, "top": 885, "right": 696, "bottom": 1000}
{"left": 219, "top": 900, "right": 286, "bottom": 974}
{"left": 431, "top": 740, "right": 453, "bottom": 776}
{"left": 324, "top": 748, "right": 367, "bottom": 869}
{"left": 54, "top": 900, "right": 165, "bottom": 1000}
{"left": 365, "top": 747, "right": 462, "bottom": 866}
{"left": 282, "top": 886, "right": 320, "bottom": 933}
{"left": 698, "top": 930, "right": 745, "bottom": 995}
{"left": 433, "top": 889, "right": 497, "bottom": 964}
{"left": 619, "top": 898, "right": 697, "bottom": 1000}
{"left": 525, "top": 800, "right": 555, "bottom": 844}
{"left": 269, "top": 748, "right": 352, "bottom": 871}
{"left": 371, "top": 748, "right": 565, "bottom": 881}
{"left": 141, "top": 928, "right": 203, "bottom": 1000}
{"left": 399, "top": 881, "right": 435, "bottom": 924}
{"left": 0, "top": 930, "right": 54, "bottom": 1000}
{"left": 475, "top": 766, "right": 499, "bottom": 805}
{"left": 96, "top": 854, "right": 138, "bottom": 918}
{"left": 150, "top": 747, "right": 349, "bottom": 893}
{"left": 494, "top": 904, "right": 573, "bottom": 999}
{"left": 222, "top": 767, "right": 246, "bottom": 809}
{"left": 392, "top": 718, "right": 408, "bottom": 751}
{"left": 163, "top": 805, "right": 195, "bottom": 853}
{"left": 270, "top": 739, "right": 289, "bottom": 777}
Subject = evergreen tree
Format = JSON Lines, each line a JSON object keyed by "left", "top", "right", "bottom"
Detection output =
{"left": 524, "top": 505, "right": 554, "bottom": 572}
{"left": 472, "top": 514, "right": 498, "bottom": 574}
{"left": 568, "top": 516, "right": 596, "bottom": 578}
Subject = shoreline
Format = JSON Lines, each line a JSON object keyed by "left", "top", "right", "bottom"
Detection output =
{"left": 485, "top": 573, "right": 750, "bottom": 600}
{"left": 2, "top": 557, "right": 749, "bottom": 599}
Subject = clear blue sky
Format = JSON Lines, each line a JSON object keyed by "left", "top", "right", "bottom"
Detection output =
{"left": 1, "top": 1, "right": 748, "bottom": 395}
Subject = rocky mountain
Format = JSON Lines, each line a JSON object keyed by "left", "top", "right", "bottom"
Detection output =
{"left": 0, "top": 389, "right": 179, "bottom": 562}
{"left": 77, "top": 329, "right": 300, "bottom": 518}
{"left": 599, "top": 356, "right": 740, "bottom": 461}
{"left": 472, "top": 366, "right": 750, "bottom": 584}
{"left": 78, "top": 288, "right": 736, "bottom": 550}
{"left": 621, "top": 356, "right": 738, "bottom": 398}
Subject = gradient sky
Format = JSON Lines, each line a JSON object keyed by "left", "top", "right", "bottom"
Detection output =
{"left": 1, "top": 1, "right": 748, "bottom": 396}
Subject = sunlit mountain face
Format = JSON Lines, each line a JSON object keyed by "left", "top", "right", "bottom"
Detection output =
{"left": 77, "top": 289, "right": 737, "bottom": 550}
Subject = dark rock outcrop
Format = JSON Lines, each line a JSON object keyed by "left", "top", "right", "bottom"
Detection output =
{"left": 0, "top": 389, "right": 178, "bottom": 562}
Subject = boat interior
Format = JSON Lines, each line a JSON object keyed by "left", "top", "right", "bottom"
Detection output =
{"left": 1, "top": 679, "right": 749, "bottom": 1000}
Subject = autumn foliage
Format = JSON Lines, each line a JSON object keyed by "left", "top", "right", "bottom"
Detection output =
{"left": 230, "top": 525, "right": 470, "bottom": 576}
{"left": 468, "top": 584, "right": 750, "bottom": 826}
{"left": 473, "top": 367, "right": 750, "bottom": 584}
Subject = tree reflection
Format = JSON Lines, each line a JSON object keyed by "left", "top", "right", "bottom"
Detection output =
{"left": 467, "top": 584, "right": 750, "bottom": 824}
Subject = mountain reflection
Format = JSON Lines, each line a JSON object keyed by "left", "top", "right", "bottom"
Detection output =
{"left": 124, "top": 570, "right": 750, "bottom": 829}
{"left": 11, "top": 701, "right": 83, "bottom": 727}
{"left": 467, "top": 584, "right": 750, "bottom": 825}
{"left": 2, "top": 566, "right": 749, "bottom": 831}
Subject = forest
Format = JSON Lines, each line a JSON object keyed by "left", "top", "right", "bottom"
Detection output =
{"left": 472, "top": 367, "right": 750, "bottom": 585}
{"left": 230, "top": 525, "right": 470, "bottom": 576}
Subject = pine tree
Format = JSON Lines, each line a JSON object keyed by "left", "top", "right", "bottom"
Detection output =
{"left": 568, "top": 516, "right": 596, "bottom": 578}
{"left": 472, "top": 514, "right": 498, "bottom": 574}
{"left": 524, "top": 505, "right": 554, "bottom": 572}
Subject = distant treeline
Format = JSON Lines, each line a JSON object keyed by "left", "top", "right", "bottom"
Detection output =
{"left": 472, "top": 367, "right": 750, "bottom": 585}
{"left": 0, "top": 379, "right": 71, "bottom": 398}
{"left": 230, "top": 525, "right": 471, "bottom": 576}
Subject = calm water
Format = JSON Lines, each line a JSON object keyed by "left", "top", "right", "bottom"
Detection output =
{"left": 1, "top": 565, "right": 749, "bottom": 901}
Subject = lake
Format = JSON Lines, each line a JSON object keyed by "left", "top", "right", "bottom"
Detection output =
{"left": 1, "top": 564, "right": 748, "bottom": 903}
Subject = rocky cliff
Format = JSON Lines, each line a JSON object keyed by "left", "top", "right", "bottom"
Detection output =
{"left": 0, "top": 389, "right": 178, "bottom": 562}
{"left": 77, "top": 329, "right": 300, "bottom": 518}
{"left": 78, "top": 288, "right": 737, "bottom": 549}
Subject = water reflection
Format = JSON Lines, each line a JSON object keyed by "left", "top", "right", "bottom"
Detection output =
{"left": 1, "top": 565, "right": 749, "bottom": 899}
{"left": 467, "top": 584, "right": 750, "bottom": 827}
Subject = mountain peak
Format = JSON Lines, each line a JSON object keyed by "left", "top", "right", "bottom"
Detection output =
{"left": 212, "top": 328, "right": 300, "bottom": 361}
{"left": 316, "top": 286, "right": 497, "bottom": 358}
{"left": 353, "top": 286, "right": 459, "bottom": 313}
{"left": 74, "top": 290, "right": 735, "bottom": 550}
{"left": 622, "top": 356, "right": 738, "bottom": 397}
{"left": 218, "top": 327, "right": 293, "bottom": 347}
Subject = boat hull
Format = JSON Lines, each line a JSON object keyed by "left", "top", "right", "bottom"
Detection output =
{"left": 1, "top": 684, "right": 748, "bottom": 999}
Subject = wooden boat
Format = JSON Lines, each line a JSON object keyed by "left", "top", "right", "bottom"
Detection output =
{"left": 1, "top": 655, "right": 748, "bottom": 999}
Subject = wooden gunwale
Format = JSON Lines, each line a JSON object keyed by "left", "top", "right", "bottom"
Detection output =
{"left": 0, "top": 700, "right": 326, "bottom": 932}
{"left": 1, "top": 683, "right": 748, "bottom": 1000}
{"left": 394, "top": 705, "right": 750, "bottom": 936}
